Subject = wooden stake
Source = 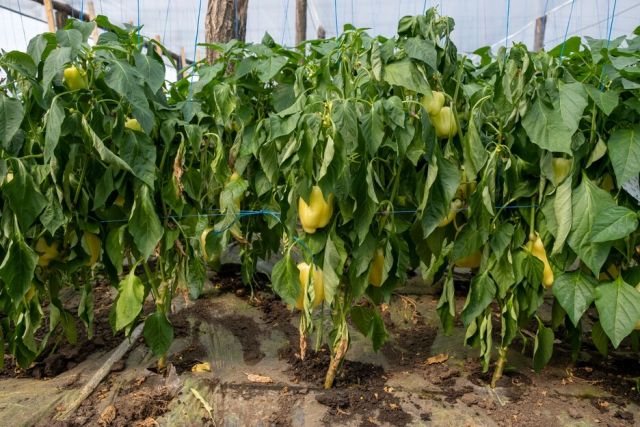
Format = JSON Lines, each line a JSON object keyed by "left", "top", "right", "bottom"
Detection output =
{"left": 154, "top": 35, "right": 162, "bottom": 56}
{"left": 43, "top": 0, "right": 56, "bottom": 32}
{"left": 86, "top": 1, "right": 99, "bottom": 43}
{"left": 533, "top": 15, "right": 547, "bottom": 51}
{"left": 295, "top": 0, "right": 308, "bottom": 45}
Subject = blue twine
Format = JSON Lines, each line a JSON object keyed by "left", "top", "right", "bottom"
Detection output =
{"left": 99, "top": 0, "right": 103, "bottom": 15}
{"left": 334, "top": 0, "right": 339, "bottom": 36}
{"left": 80, "top": 0, "right": 84, "bottom": 20}
{"left": 136, "top": 0, "right": 140, "bottom": 46}
{"left": 422, "top": 0, "right": 428, "bottom": 13}
{"left": 282, "top": 0, "right": 290, "bottom": 45}
{"left": 504, "top": 0, "right": 511, "bottom": 52}
{"left": 162, "top": 0, "right": 171, "bottom": 43}
{"left": 16, "top": 0, "right": 27, "bottom": 44}
{"left": 559, "top": 0, "right": 576, "bottom": 61}
{"left": 188, "top": 0, "right": 203, "bottom": 102}
{"left": 600, "top": 0, "right": 618, "bottom": 90}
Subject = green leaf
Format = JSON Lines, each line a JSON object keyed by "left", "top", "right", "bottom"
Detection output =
{"left": 552, "top": 271, "right": 597, "bottom": 326}
{"left": 134, "top": 52, "right": 165, "bottom": 93}
{"left": 115, "top": 270, "right": 145, "bottom": 331}
{"left": 350, "top": 306, "right": 389, "bottom": 351}
{"left": 522, "top": 96, "right": 571, "bottom": 153}
{"left": 44, "top": 96, "right": 64, "bottom": 163}
{"left": 383, "top": 59, "right": 430, "bottom": 94}
{"left": 422, "top": 155, "right": 460, "bottom": 237}
{"left": 591, "top": 321, "right": 609, "bottom": 357}
{"left": 118, "top": 132, "right": 157, "bottom": 188}
{"left": 551, "top": 177, "right": 572, "bottom": 255}
{"left": 1, "top": 51, "right": 37, "bottom": 77}
{"left": 405, "top": 37, "right": 437, "bottom": 69}
{"left": 0, "top": 94, "right": 24, "bottom": 147}
{"left": 461, "top": 272, "right": 496, "bottom": 326}
{"left": 271, "top": 253, "right": 299, "bottom": 307}
{"left": 608, "top": 126, "right": 640, "bottom": 187}
{"left": 594, "top": 277, "right": 640, "bottom": 348}
{"left": 558, "top": 82, "right": 588, "bottom": 135}
{"left": 82, "top": 117, "right": 134, "bottom": 173}
{"left": 567, "top": 177, "right": 615, "bottom": 274}
{"left": 533, "top": 323, "right": 554, "bottom": 372}
{"left": 128, "top": 184, "right": 163, "bottom": 259}
{"left": 584, "top": 85, "right": 619, "bottom": 115}
{"left": 589, "top": 206, "right": 639, "bottom": 243}
{"left": 103, "top": 59, "right": 154, "bottom": 133}
{"left": 0, "top": 239, "right": 38, "bottom": 304}
{"left": 4, "top": 159, "right": 47, "bottom": 230}
{"left": 322, "top": 232, "right": 346, "bottom": 305}
{"left": 106, "top": 226, "right": 126, "bottom": 275}
{"left": 41, "top": 187, "right": 66, "bottom": 235}
{"left": 143, "top": 311, "right": 174, "bottom": 356}
{"left": 256, "top": 55, "right": 288, "bottom": 82}
{"left": 55, "top": 29, "right": 82, "bottom": 55}
{"left": 27, "top": 33, "right": 56, "bottom": 66}
{"left": 42, "top": 47, "right": 71, "bottom": 92}
{"left": 462, "top": 108, "right": 487, "bottom": 179}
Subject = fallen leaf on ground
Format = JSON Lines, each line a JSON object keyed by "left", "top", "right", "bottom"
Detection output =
{"left": 99, "top": 405, "right": 116, "bottom": 426}
{"left": 191, "top": 388, "right": 213, "bottom": 419}
{"left": 191, "top": 362, "right": 212, "bottom": 373}
{"left": 425, "top": 353, "right": 449, "bottom": 365}
{"left": 245, "top": 373, "right": 273, "bottom": 383}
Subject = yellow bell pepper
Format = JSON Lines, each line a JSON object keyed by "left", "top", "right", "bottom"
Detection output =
{"left": 63, "top": 66, "right": 88, "bottom": 91}
{"left": 421, "top": 91, "right": 445, "bottom": 116}
{"left": 368, "top": 248, "right": 385, "bottom": 287}
{"left": 454, "top": 251, "right": 481, "bottom": 269}
{"left": 35, "top": 238, "right": 60, "bottom": 267}
{"left": 438, "top": 199, "right": 463, "bottom": 227}
{"left": 296, "top": 262, "right": 324, "bottom": 309}
{"left": 551, "top": 157, "right": 572, "bottom": 184}
{"left": 298, "top": 186, "right": 334, "bottom": 234}
{"left": 124, "top": 118, "right": 142, "bottom": 132}
{"left": 525, "top": 232, "right": 553, "bottom": 288}
{"left": 431, "top": 106, "right": 457, "bottom": 139}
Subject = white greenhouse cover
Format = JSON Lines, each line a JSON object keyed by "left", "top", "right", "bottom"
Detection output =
{"left": 1, "top": 0, "right": 638, "bottom": 65}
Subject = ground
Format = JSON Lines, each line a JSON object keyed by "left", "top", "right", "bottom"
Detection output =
{"left": 0, "top": 267, "right": 639, "bottom": 426}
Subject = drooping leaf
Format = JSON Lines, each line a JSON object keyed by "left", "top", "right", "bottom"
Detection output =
{"left": 0, "top": 94, "right": 24, "bottom": 147}
{"left": 594, "top": 277, "right": 640, "bottom": 348}
{"left": 552, "top": 271, "right": 597, "bottom": 326}
{"left": 608, "top": 126, "right": 640, "bottom": 187}
{"left": 128, "top": 184, "right": 163, "bottom": 259}
{"left": 143, "top": 311, "right": 174, "bottom": 356}
{"left": 0, "top": 239, "right": 38, "bottom": 304}
{"left": 271, "top": 253, "right": 299, "bottom": 307}
{"left": 114, "top": 270, "right": 145, "bottom": 331}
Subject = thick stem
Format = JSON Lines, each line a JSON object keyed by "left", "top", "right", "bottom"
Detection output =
{"left": 490, "top": 347, "right": 508, "bottom": 388}
{"left": 324, "top": 336, "right": 349, "bottom": 389}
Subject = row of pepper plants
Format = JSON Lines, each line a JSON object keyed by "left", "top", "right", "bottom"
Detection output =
{"left": 0, "top": 10, "right": 638, "bottom": 388}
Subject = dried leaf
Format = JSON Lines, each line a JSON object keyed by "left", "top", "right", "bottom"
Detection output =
{"left": 191, "top": 362, "right": 212, "bottom": 373}
{"left": 99, "top": 405, "right": 116, "bottom": 426}
{"left": 245, "top": 373, "right": 273, "bottom": 383}
{"left": 425, "top": 353, "right": 449, "bottom": 365}
{"left": 190, "top": 388, "right": 213, "bottom": 419}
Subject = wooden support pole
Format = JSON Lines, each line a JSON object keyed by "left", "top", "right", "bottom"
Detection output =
{"left": 86, "top": 1, "right": 99, "bottom": 43}
{"left": 54, "top": 11, "right": 67, "bottom": 29}
{"left": 317, "top": 25, "right": 326, "bottom": 39}
{"left": 533, "top": 16, "right": 547, "bottom": 51}
{"left": 178, "top": 47, "right": 186, "bottom": 79}
{"left": 295, "top": 0, "right": 307, "bottom": 45}
{"left": 154, "top": 35, "right": 162, "bottom": 56}
{"left": 43, "top": 0, "right": 56, "bottom": 32}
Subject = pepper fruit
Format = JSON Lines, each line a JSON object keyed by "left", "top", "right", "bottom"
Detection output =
{"left": 368, "top": 248, "right": 385, "bottom": 287}
{"left": 298, "top": 186, "right": 334, "bottom": 234}
{"left": 63, "top": 66, "right": 88, "bottom": 91}
{"left": 82, "top": 232, "right": 101, "bottom": 266}
{"left": 296, "top": 262, "right": 324, "bottom": 309}
{"left": 125, "top": 118, "right": 142, "bottom": 132}
{"left": 35, "top": 238, "right": 60, "bottom": 267}
{"left": 421, "top": 91, "right": 445, "bottom": 116}
{"left": 438, "top": 199, "right": 463, "bottom": 227}
{"left": 635, "top": 283, "right": 640, "bottom": 330}
{"left": 431, "top": 106, "right": 457, "bottom": 139}
{"left": 226, "top": 172, "right": 245, "bottom": 242}
{"left": 200, "top": 227, "right": 214, "bottom": 261}
{"left": 551, "top": 157, "right": 572, "bottom": 185}
{"left": 525, "top": 232, "right": 553, "bottom": 288}
{"left": 454, "top": 251, "right": 481, "bottom": 269}
{"left": 114, "top": 195, "right": 125, "bottom": 207}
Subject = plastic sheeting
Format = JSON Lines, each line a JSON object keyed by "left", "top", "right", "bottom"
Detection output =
{"left": 1, "top": 0, "right": 638, "bottom": 63}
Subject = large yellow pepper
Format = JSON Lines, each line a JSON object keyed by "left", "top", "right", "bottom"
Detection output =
{"left": 63, "top": 66, "right": 88, "bottom": 91}
{"left": 368, "top": 248, "right": 385, "bottom": 287}
{"left": 35, "top": 238, "right": 60, "bottom": 267}
{"left": 295, "top": 262, "right": 324, "bottom": 309}
{"left": 438, "top": 199, "right": 463, "bottom": 227}
{"left": 431, "top": 106, "right": 457, "bottom": 139}
{"left": 124, "top": 118, "right": 142, "bottom": 132}
{"left": 525, "top": 232, "right": 553, "bottom": 288}
{"left": 454, "top": 251, "right": 481, "bottom": 269}
{"left": 551, "top": 157, "right": 572, "bottom": 184}
{"left": 421, "top": 91, "right": 445, "bottom": 116}
{"left": 298, "top": 186, "right": 334, "bottom": 234}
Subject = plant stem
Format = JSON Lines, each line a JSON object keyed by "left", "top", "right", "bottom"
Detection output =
{"left": 491, "top": 347, "right": 508, "bottom": 388}
{"left": 324, "top": 332, "right": 349, "bottom": 389}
